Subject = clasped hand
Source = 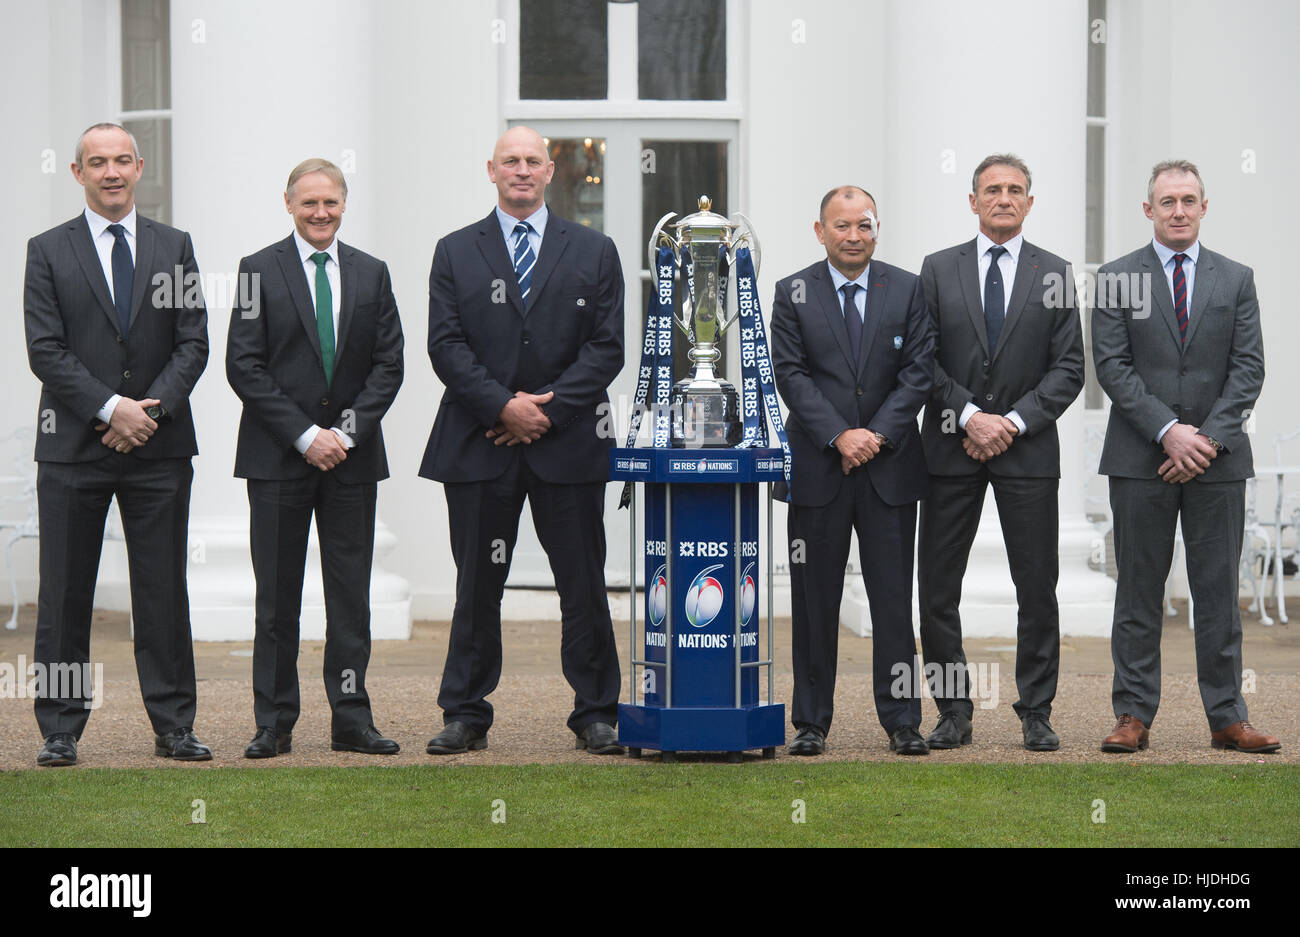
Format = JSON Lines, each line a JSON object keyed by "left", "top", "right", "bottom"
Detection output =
{"left": 1157, "top": 422, "right": 1217, "bottom": 484}
{"left": 487, "top": 391, "right": 554, "bottom": 446}
{"left": 95, "top": 397, "right": 161, "bottom": 454}
{"left": 962, "top": 411, "right": 1018, "bottom": 462}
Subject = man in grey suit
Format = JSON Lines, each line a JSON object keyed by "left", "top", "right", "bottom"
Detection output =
{"left": 1093, "top": 159, "right": 1279, "bottom": 754}
{"left": 918, "top": 154, "right": 1084, "bottom": 752}
{"left": 227, "top": 158, "right": 404, "bottom": 758}
{"left": 23, "top": 122, "right": 210, "bottom": 766}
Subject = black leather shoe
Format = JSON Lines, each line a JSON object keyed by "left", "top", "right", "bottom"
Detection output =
{"left": 244, "top": 727, "right": 291, "bottom": 758}
{"left": 889, "top": 726, "right": 930, "bottom": 756}
{"left": 426, "top": 721, "right": 487, "bottom": 755}
{"left": 787, "top": 727, "right": 826, "bottom": 756}
{"left": 1022, "top": 714, "right": 1060, "bottom": 751}
{"left": 332, "top": 725, "right": 400, "bottom": 755}
{"left": 576, "top": 722, "right": 625, "bottom": 755}
{"left": 926, "top": 712, "right": 973, "bottom": 749}
{"left": 37, "top": 733, "right": 78, "bottom": 767}
{"left": 154, "top": 727, "right": 213, "bottom": 761}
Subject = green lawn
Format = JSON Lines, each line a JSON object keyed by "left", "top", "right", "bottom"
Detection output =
{"left": 1, "top": 763, "right": 1295, "bottom": 847}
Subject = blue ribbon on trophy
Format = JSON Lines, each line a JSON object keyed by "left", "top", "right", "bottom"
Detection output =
{"left": 619, "top": 196, "right": 789, "bottom": 510}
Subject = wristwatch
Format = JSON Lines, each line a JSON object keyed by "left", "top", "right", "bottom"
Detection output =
{"left": 145, "top": 404, "right": 167, "bottom": 420}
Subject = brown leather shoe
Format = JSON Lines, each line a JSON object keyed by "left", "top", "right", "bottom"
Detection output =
{"left": 1101, "top": 714, "right": 1149, "bottom": 753}
{"left": 1210, "top": 721, "right": 1281, "bottom": 753}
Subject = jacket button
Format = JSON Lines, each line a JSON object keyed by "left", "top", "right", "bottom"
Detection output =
{"left": 985, "top": 393, "right": 994, "bottom": 401}
{"left": 982, "top": 359, "right": 990, "bottom": 367}
{"left": 123, "top": 369, "right": 131, "bottom": 379}
{"left": 1180, "top": 368, "right": 1188, "bottom": 376}
{"left": 320, "top": 397, "right": 329, "bottom": 407}
{"left": 116, "top": 334, "right": 124, "bottom": 343}
{"left": 856, "top": 388, "right": 863, "bottom": 397}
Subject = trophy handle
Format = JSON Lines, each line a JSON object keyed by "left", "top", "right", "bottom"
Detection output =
{"left": 729, "top": 212, "right": 762, "bottom": 277}
{"left": 647, "top": 211, "right": 679, "bottom": 295}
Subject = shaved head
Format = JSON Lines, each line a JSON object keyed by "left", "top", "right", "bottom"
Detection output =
{"left": 488, "top": 125, "right": 555, "bottom": 218}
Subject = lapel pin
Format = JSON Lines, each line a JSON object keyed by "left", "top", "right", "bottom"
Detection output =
{"left": 576, "top": 298, "right": 586, "bottom": 307}
{"left": 893, "top": 335, "right": 903, "bottom": 350}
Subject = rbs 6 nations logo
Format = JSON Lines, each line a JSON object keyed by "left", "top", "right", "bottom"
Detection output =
{"left": 649, "top": 561, "right": 757, "bottom": 631}
{"left": 647, "top": 565, "right": 668, "bottom": 629}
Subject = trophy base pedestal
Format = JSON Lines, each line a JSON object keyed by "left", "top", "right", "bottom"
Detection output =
{"left": 670, "top": 381, "right": 743, "bottom": 448}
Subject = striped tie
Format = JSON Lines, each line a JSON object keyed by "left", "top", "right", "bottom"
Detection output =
{"left": 1172, "top": 253, "right": 1188, "bottom": 345}
{"left": 513, "top": 221, "right": 536, "bottom": 302}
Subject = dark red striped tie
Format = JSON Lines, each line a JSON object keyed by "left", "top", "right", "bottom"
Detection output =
{"left": 1172, "top": 253, "right": 1188, "bottom": 344}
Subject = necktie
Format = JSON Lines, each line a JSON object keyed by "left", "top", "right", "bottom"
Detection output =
{"left": 513, "top": 221, "right": 536, "bottom": 303}
{"left": 984, "top": 245, "right": 1007, "bottom": 353}
{"left": 841, "top": 283, "right": 862, "bottom": 359}
{"left": 1172, "top": 253, "right": 1188, "bottom": 345}
{"left": 107, "top": 223, "right": 133, "bottom": 337}
{"left": 311, "top": 252, "right": 335, "bottom": 385}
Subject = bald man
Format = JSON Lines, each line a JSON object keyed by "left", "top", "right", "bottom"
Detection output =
{"left": 420, "top": 127, "right": 626, "bottom": 756}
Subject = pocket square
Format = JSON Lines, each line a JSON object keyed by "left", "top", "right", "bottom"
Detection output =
{"left": 893, "top": 335, "right": 903, "bottom": 350}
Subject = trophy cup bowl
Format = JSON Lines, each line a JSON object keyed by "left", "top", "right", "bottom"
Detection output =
{"left": 648, "top": 196, "right": 761, "bottom": 448}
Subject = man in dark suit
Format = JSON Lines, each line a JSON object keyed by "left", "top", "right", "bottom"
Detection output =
{"left": 771, "top": 185, "right": 936, "bottom": 756}
{"left": 23, "top": 122, "right": 209, "bottom": 766}
{"left": 420, "top": 126, "right": 625, "bottom": 756}
{"left": 227, "top": 158, "right": 404, "bottom": 758}
{"left": 917, "top": 154, "right": 1084, "bottom": 752}
{"left": 1094, "top": 159, "right": 1278, "bottom": 754}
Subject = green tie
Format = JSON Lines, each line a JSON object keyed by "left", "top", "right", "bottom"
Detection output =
{"left": 311, "top": 251, "right": 335, "bottom": 385}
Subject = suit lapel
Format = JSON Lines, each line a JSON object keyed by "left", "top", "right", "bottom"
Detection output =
{"left": 335, "top": 243, "right": 358, "bottom": 360}
{"left": 956, "top": 240, "right": 990, "bottom": 355}
{"left": 475, "top": 212, "right": 525, "bottom": 317}
{"left": 812, "top": 264, "right": 856, "bottom": 372}
{"left": 856, "top": 264, "right": 888, "bottom": 376}
{"left": 1183, "top": 248, "right": 1217, "bottom": 350}
{"left": 127, "top": 217, "right": 156, "bottom": 334}
{"left": 275, "top": 236, "right": 324, "bottom": 363}
{"left": 994, "top": 241, "right": 1038, "bottom": 361}
{"left": 66, "top": 216, "right": 119, "bottom": 333}
{"left": 1140, "top": 245, "right": 1181, "bottom": 350}
{"left": 526, "top": 214, "right": 568, "bottom": 314}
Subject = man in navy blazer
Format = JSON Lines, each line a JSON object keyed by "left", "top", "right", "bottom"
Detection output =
{"left": 771, "top": 185, "right": 936, "bottom": 756}
{"left": 420, "top": 127, "right": 625, "bottom": 756}
{"left": 227, "top": 158, "right": 404, "bottom": 758}
{"left": 24, "top": 123, "right": 209, "bottom": 766}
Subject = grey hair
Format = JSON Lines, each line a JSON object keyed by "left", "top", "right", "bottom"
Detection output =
{"left": 971, "top": 153, "right": 1032, "bottom": 194}
{"left": 75, "top": 122, "right": 141, "bottom": 167}
{"left": 1147, "top": 159, "right": 1205, "bottom": 202}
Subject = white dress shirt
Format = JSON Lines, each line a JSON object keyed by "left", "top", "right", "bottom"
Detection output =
{"left": 290, "top": 232, "right": 353, "bottom": 454}
{"left": 85, "top": 206, "right": 137, "bottom": 424}
{"left": 959, "top": 231, "right": 1027, "bottom": 435}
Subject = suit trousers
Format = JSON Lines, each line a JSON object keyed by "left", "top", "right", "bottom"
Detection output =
{"left": 1109, "top": 476, "right": 1247, "bottom": 731}
{"left": 34, "top": 454, "right": 196, "bottom": 738}
{"left": 788, "top": 468, "right": 921, "bottom": 736}
{"left": 918, "top": 471, "right": 1060, "bottom": 720}
{"left": 439, "top": 459, "right": 621, "bottom": 734}
{"left": 247, "top": 473, "right": 377, "bottom": 735}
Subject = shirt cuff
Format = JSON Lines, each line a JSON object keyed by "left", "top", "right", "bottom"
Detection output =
{"left": 331, "top": 428, "right": 355, "bottom": 449}
{"left": 1005, "top": 409, "right": 1027, "bottom": 435}
{"left": 97, "top": 395, "right": 122, "bottom": 424}
{"left": 293, "top": 425, "right": 320, "bottom": 454}
{"left": 1155, "top": 419, "right": 1178, "bottom": 444}
{"left": 959, "top": 401, "right": 980, "bottom": 429}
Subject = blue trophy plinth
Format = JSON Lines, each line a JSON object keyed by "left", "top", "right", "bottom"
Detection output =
{"left": 612, "top": 447, "right": 786, "bottom": 761}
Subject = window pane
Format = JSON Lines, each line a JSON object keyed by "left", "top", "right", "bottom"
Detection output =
{"left": 121, "top": 0, "right": 170, "bottom": 110}
{"left": 1086, "top": 0, "right": 1106, "bottom": 117}
{"left": 641, "top": 140, "right": 729, "bottom": 381}
{"left": 123, "top": 118, "right": 171, "bottom": 225}
{"left": 542, "top": 136, "right": 605, "bottom": 231}
{"left": 520, "top": 0, "right": 607, "bottom": 100}
{"left": 1085, "top": 124, "right": 1105, "bottom": 266}
{"left": 639, "top": 0, "right": 726, "bottom": 100}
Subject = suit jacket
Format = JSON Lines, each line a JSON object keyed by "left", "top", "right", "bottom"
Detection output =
{"left": 24, "top": 213, "right": 208, "bottom": 461}
{"left": 226, "top": 235, "right": 404, "bottom": 483}
{"left": 1093, "top": 242, "right": 1263, "bottom": 481}
{"left": 419, "top": 209, "right": 625, "bottom": 485}
{"left": 919, "top": 238, "right": 1084, "bottom": 477}
{"left": 770, "top": 259, "right": 935, "bottom": 508}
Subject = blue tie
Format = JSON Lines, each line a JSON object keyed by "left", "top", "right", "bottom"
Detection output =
{"left": 107, "top": 223, "right": 134, "bottom": 337}
{"left": 513, "top": 221, "right": 536, "bottom": 303}
{"left": 841, "top": 283, "right": 862, "bottom": 360}
{"left": 984, "top": 245, "right": 1007, "bottom": 353}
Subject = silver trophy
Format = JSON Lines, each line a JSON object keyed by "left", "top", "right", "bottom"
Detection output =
{"left": 649, "top": 196, "right": 761, "bottom": 448}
